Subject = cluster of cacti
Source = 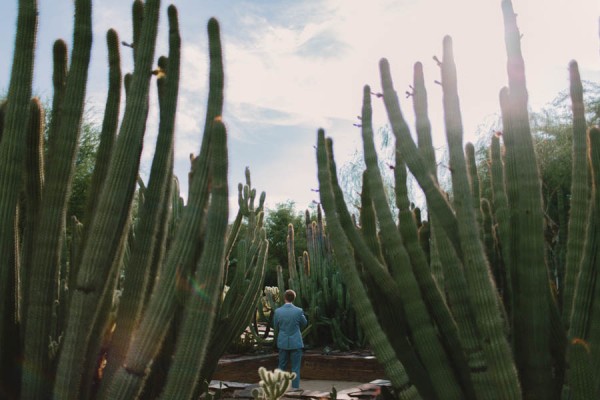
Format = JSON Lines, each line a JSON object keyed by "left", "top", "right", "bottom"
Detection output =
{"left": 194, "top": 168, "right": 269, "bottom": 383}
{"left": 253, "top": 285, "right": 279, "bottom": 338}
{"left": 282, "top": 206, "right": 364, "bottom": 350}
{"left": 251, "top": 367, "right": 296, "bottom": 400}
{"left": 0, "top": 1, "right": 268, "bottom": 399}
{"left": 316, "top": 0, "right": 599, "bottom": 399}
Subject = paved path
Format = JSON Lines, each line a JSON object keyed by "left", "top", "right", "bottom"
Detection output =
{"left": 209, "top": 379, "right": 391, "bottom": 399}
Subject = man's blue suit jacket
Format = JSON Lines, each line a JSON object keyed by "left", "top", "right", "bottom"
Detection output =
{"left": 273, "top": 303, "right": 307, "bottom": 350}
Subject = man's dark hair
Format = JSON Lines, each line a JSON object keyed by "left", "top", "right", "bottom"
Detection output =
{"left": 284, "top": 289, "right": 296, "bottom": 303}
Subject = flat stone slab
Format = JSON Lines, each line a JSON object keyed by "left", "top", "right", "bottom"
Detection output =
{"left": 208, "top": 380, "right": 392, "bottom": 400}
{"left": 212, "top": 351, "right": 385, "bottom": 383}
{"left": 208, "top": 380, "right": 253, "bottom": 390}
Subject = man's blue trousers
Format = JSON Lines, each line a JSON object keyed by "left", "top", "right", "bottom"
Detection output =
{"left": 278, "top": 348, "right": 302, "bottom": 388}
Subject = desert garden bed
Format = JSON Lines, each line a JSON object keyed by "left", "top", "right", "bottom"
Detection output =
{"left": 213, "top": 350, "right": 386, "bottom": 383}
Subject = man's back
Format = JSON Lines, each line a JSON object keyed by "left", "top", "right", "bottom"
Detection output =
{"left": 274, "top": 303, "right": 307, "bottom": 350}
{"left": 274, "top": 290, "right": 306, "bottom": 389}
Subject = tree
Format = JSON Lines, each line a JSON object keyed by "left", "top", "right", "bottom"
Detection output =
{"left": 67, "top": 119, "right": 101, "bottom": 222}
{"left": 1, "top": 94, "right": 102, "bottom": 224}
{"left": 263, "top": 201, "right": 307, "bottom": 286}
{"left": 339, "top": 125, "right": 402, "bottom": 218}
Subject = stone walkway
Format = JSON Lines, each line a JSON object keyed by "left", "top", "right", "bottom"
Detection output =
{"left": 208, "top": 379, "right": 392, "bottom": 399}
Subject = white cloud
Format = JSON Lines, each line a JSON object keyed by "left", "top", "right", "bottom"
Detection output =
{"left": 4, "top": 0, "right": 597, "bottom": 210}
{"left": 180, "top": 43, "right": 209, "bottom": 93}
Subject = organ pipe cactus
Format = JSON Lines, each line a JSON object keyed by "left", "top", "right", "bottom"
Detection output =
{"left": 23, "top": 0, "right": 93, "bottom": 397}
{"left": 317, "top": 131, "right": 427, "bottom": 399}
{"left": 561, "top": 60, "right": 590, "bottom": 321}
{"left": 54, "top": 0, "right": 159, "bottom": 396}
{"left": 563, "top": 126, "right": 600, "bottom": 396}
{"left": 0, "top": 0, "right": 38, "bottom": 369}
{"left": 97, "top": 11, "right": 175, "bottom": 390}
{"left": 284, "top": 205, "right": 362, "bottom": 350}
{"left": 196, "top": 168, "right": 269, "bottom": 387}
{"left": 316, "top": 0, "right": 599, "bottom": 399}
{"left": 500, "top": 4, "right": 557, "bottom": 394}
{"left": 0, "top": 2, "right": 268, "bottom": 399}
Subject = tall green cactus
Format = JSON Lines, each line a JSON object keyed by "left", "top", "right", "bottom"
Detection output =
{"left": 564, "top": 126, "right": 600, "bottom": 398}
{"left": 561, "top": 61, "right": 590, "bottom": 322}
{"left": 21, "top": 1, "right": 93, "bottom": 398}
{"left": 0, "top": 2, "right": 268, "bottom": 399}
{"left": 438, "top": 35, "right": 521, "bottom": 398}
{"left": 0, "top": 0, "right": 38, "bottom": 371}
{"left": 489, "top": 133, "right": 513, "bottom": 314}
{"left": 19, "top": 97, "right": 45, "bottom": 327}
{"left": 316, "top": 1, "right": 599, "bottom": 399}
{"left": 316, "top": 131, "right": 423, "bottom": 399}
{"left": 196, "top": 168, "right": 269, "bottom": 387}
{"left": 53, "top": 1, "right": 158, "bottom": 397}
{"left": 98, "top": 10, "right": 177, "bottom": 391}
{"left": 158, "top": 117, "right": 229, "bottom": 400}
{"left": 283, "top": 205, "right": 361, "bottom": 350}
{"left": 499, "top": 5, "right": 557, "bottom": 395}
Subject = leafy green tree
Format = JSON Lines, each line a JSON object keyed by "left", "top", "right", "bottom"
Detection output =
{"left": 263, "top": 201, "right": 307, "bottom": 286}
{"left": 339, "top": 126, "right": 397, "bottom": 217}
{"left": 1, "top": 95, "right": 102, "bottom": 223}
{"left": 67, "top": 119, "right": 101, "bottom": 222}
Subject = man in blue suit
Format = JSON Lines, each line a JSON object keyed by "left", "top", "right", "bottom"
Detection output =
{"left": 273, "top": 289, "right": 307, "bottom": 389}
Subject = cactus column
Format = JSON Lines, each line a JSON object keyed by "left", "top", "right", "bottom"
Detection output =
{"left": 0, "top": 0, "right": 38, "bottom": 372}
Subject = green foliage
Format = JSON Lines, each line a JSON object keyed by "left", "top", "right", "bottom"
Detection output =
{"left": 68, "top": 120, "right": 100, "bottom": 222}
{"left": 0, "top": 96, "right": 105, "bottom": 232}
{"left": 258, "top": 204, "right": 364, "bottom": 351}
{"left": 339, "top": 125, "right": 404, "bottom": 217}
{"left": 285, "top": 206, "right": 364, "bottom": 350}
{"left": 264, "top": 201, "right": 306, "bottom": 285}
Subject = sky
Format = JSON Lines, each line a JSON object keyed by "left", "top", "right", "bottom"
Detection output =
{"left": 1, "top": 0, "right": 599, "bottom": 215}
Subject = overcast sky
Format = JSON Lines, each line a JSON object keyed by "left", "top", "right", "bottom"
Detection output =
{"left": 1, "top": 0, "right": 598, "bottom": 214}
